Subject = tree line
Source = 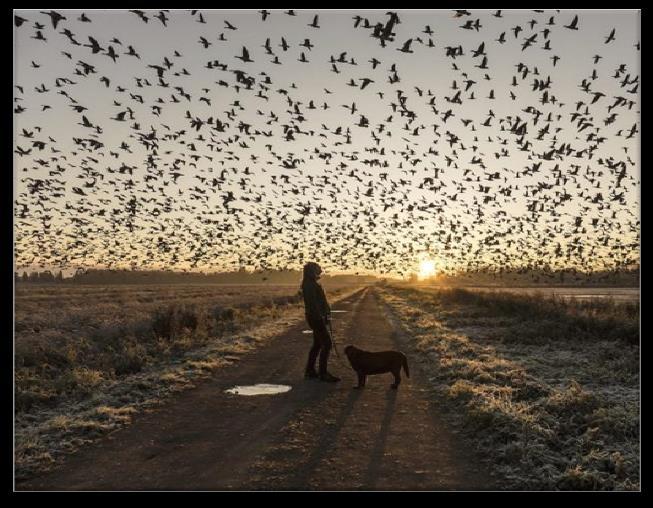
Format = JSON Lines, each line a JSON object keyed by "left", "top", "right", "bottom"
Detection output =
{"left": 413, "top": 266, "right": 640, "bottom": 287}
{"left": 14, "top": 268, "right": 380, "bottom": 285}
{"left": 16, "top": 270, "right": 65, "bottom": 283}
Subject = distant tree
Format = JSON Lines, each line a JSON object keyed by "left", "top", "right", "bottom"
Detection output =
{"left": 40, "top": 270, "right": 54, "bottom": 282}
{"left": 73, "top": 267, "right": 86, "bottom": 282}
{"left": 56, "top": 270, "right": 63, "bottom": 282}
{"left": 21, "top": 271, "right": 29, "bottom": 282}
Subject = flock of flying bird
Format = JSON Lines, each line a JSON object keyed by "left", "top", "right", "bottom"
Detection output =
{"left": 14, "top": 10, "right": 640, "bottom": 277}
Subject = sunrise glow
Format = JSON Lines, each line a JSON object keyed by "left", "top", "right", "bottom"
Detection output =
{"left": 418, "top": 259, "right": 436, "bottom": 279}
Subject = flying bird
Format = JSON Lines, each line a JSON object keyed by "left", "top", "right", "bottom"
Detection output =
{"left": 235, "top": 46, "right": 253, "bottom": 62}
{"left": 40, "top": 10, "right": 66, "bottom": 29}
{"left": 564, "top": 14, "right": 579, "bottom": 30}
{"left": 398, "top": 39, "right": 414, "bottom": 53}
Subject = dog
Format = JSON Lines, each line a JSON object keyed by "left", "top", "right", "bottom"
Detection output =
{"left": 344, "top": 345, "right": 410, "bottom": 389}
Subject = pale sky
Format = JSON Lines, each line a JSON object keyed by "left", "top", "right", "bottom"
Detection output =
{"left": 13, "top": 9, "right": 640, "bottom": 277}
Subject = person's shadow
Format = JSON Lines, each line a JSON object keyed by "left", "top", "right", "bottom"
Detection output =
{"left": 291, "top": 388, "right": 362, "bottom": 487}
{"left": 362, "top": 389, "right": 397, "bottom": 488}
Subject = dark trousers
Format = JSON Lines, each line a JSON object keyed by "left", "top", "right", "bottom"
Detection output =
{"left": 306, "top": 316, "right": 332, "bottom": 374}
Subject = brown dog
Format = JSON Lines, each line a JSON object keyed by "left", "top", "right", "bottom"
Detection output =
{"left": 344, "top": 345, "right": 410, "bottom": 389}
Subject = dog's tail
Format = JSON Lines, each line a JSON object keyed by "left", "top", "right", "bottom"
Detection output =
{"left": 402, "top": 353, "right": 410, "bottom": 378}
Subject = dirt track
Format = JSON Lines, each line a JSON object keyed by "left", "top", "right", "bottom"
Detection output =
{"left": 17, "top": 286, "right": 497, "bottom": 491}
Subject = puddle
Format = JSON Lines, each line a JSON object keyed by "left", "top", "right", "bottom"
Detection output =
{"left": 302, "top": 330, "right": 314, "bottom": 334}
{"left": 225, "top": 384, "right": 292, "bottom": 396}
{"left": 331, "top": 310, "right": 349, "bottom": 313}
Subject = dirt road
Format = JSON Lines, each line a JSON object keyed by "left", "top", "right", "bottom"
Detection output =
{"left": 17, "top": 286, "right": 497, "bottom": 491}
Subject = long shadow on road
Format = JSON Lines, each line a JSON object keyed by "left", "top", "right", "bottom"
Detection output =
{"left": 291, "top": 389, "right": 363, "bottom": 487}
{"left": 363, "top": 389, "right": 397, "bottom": 488}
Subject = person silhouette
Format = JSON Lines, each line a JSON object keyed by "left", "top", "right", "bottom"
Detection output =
{"left": 301, "top": 262, "right": 340, "bottom": 382}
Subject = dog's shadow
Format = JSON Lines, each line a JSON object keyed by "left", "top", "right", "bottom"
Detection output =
{"left": 362, "top": 389, "right": 397, "bottom": 488}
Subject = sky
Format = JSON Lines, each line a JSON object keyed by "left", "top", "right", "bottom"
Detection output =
{"left": 13, "top": 9, "right": 641, "bottom": 277}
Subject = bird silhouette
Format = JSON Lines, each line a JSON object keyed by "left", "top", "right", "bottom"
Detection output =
{"left": 40, "top": 10, "right": 66, "bottom": 29}
{"left": 398, "top": 39, "right": 414, "bottom": 53}
{"left": 564, "top": 15, "right": 579, "bottom": 30}
{"left": 129, "top": 10, "right": 149, "bottom": 23}
{"left": 11, "top": 9, "right": 639, "bottom": 279}
{"left": 235, "top": 46, "right": 253, "bottom": 62}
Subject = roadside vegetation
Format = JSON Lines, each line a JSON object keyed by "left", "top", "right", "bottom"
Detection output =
{"left": 15, "top": 283, "right": 361, "bottom": 481}
{"left": 378, "top": 285, "right": 639, "bottom": 490}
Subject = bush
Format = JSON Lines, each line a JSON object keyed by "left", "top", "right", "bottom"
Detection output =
{"left": 177, "top": 304, "right": 198, "bottom": 332}
{"left": 56, "top": 367, "right": 104, "bottom": 397}
{"left": 543, "top": 380, "right": 600, "bottom": 418}
{"left": 151, "top": 303, "right": 199, "bottom": 339}
{"left": 15, "top": 389, "right": 58, "bottom": 412}
{"left": 152, "top": 305, "right": 176, "bottom": 340}
{"left": 556, "top": 465, "right": 605, "bottom": 490}
{"left": 211, "top": 305, "right": 236, "bottom": 334}
{"left": 112, "top": 341, "right": 147, "bottom": 376}
{"left": 512, "top": 380, "right": 551, "bottom": 402}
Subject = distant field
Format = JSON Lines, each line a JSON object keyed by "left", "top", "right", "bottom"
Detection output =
{"left": 15, "top": 282, "right": 355, "bottom": 344}
{"left": 14, "top": 282, "right": 362, "bottom": 480}
{"left": 412, "top": 286, "right": 640, "bottom": 301}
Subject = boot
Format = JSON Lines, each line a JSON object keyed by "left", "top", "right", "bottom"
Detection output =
{"left": 319, "top": 371, "right": 341, "bottom": 382}
{"left": 305, "top": 367, "right": 319, "bottom": 379}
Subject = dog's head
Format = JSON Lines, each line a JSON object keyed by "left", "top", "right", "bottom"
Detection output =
{"left": 344, "top": 345, "right": 359, "bottom": 362}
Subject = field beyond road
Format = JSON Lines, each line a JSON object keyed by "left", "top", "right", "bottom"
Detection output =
{"left": 408, "top": 285, "right": 640, "bottom": 302}
{"left": 15, "top": 283, "right": 639, "bottom": 490}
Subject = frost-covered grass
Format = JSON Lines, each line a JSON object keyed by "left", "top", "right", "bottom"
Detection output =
{"left": 15, "top": 283, "right": 362, "bottom": 481}
{"left": 378, "top": 285, "right": 639, "bottom": 490}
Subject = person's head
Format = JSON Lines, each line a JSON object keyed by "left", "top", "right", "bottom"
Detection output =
{"left": 303, "top": 262, "right": 322, "bottom": 280}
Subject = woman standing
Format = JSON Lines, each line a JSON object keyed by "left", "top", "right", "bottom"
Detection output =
{"left": 301, "top": 262, "right": 340, "bottom": 382}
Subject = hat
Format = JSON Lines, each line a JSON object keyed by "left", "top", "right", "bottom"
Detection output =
{"left": 303, "top": 261, "right": 322, "bottom": 278}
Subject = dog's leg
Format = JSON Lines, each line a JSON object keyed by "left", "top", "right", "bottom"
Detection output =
{"left": 354, "top": 371, "right": 366, "bottom": 389}
{"left": 391, "top": 369, "right": 401, "bottom": 389}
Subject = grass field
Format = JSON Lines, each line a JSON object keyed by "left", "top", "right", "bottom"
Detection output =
{"left": 14, "top": 282, "right": 362, "bottom": 481}
{"left": 407, "top": 285, "right": 640, "bottom": 302}
{"left": 14, "top": 282, "right": 640, "bottom": 489}
{"left": 379, "top": 285, "right": 640, "bottom": 490}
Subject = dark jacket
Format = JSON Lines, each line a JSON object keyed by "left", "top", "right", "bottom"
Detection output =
{"left": 301, "top": 276, "right": 330, "bottom": 324}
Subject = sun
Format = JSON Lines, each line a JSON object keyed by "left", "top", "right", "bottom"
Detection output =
{"left": 418, "top": 259, "right": 436, "bottom": 279}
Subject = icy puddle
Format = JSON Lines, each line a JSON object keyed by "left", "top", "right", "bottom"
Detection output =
{"left": 225, "top": 384, "right": 292, "bottom": 396}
